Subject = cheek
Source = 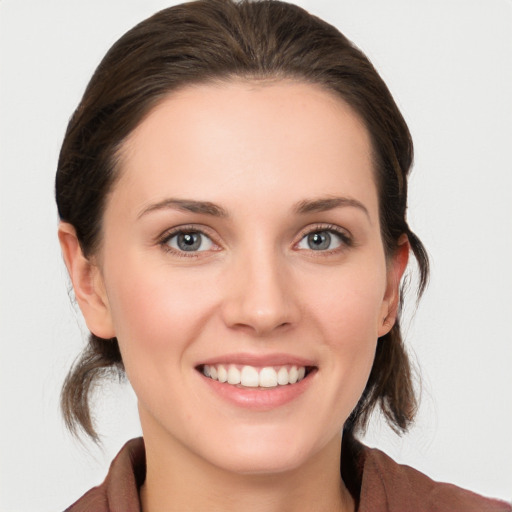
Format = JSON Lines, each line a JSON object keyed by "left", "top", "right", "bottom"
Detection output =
{"left": 306, "top": 260, "right": 386, "bottom": 390}
{"left": 319, "top": 287, "right": 381, "bottom": 373}
{"left": 103, "top": 258, "right": 219, "bottom": 373}
{"left": 309, "top": 260, "right": 387, "bottom": 342}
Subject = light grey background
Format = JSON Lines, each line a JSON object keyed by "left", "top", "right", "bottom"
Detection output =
{"left": 1, "top": 1, "right": 511, "bottom": 510}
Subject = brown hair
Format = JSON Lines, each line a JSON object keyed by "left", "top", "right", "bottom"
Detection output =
{"left": 56, "top": 0, "right": 429, "bottom": 441}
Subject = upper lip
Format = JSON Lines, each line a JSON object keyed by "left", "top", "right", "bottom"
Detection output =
{"left": 196, "top": 352, "right": 317, "bottom": 368}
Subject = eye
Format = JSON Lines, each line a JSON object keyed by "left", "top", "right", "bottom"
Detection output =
{"left": 296, "top": 229, "right": 346, "bottom": 251}
{"left": 166, "top": 231, "right": 214, "bottom": 252}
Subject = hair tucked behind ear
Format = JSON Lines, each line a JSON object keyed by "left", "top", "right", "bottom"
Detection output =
{"left": 57, "top": 0, "right": 429, "bottom": 440}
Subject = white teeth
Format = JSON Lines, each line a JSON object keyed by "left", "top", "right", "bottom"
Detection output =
{"left": 259, "top": 367, "right": 278, "bottom": 388}
{"left": 202, "top": 363, "right": 309, "bottom": 387}
{"left": 240, "top": 366, "right": 259, "bottom": 387}
{"left": 218, "top": 364, "right": 228, "bottom": 383}
{"left": 288, "top": 366, "right": 299, "bottom": 384}
{"left": 227, "top": 365, "right": 241, "bottom": 385}
{"left": 277, "top": 367, "right": 289, "bottom": 385}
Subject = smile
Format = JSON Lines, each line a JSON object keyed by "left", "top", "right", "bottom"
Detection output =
{"left": 201, "top": 364, "right": 309, "bottom": 388}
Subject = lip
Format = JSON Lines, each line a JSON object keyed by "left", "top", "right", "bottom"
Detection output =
{"left": 195, "top": 353, "right": 318, "bottom": 410}
{"left": 197, "top": 352, "right": 316, "bottom": 368}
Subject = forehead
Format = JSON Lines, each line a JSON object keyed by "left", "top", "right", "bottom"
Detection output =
{"left": 113, "top": 79, "right": 377, "bottom": 216}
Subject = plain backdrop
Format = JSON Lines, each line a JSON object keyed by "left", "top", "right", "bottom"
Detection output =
{"left": 1, "top": 1, "right": 511, "bottom": 510}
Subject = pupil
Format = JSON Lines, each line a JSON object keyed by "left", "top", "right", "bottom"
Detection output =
{"left": 308, "top": 231, "right": 330, "bottom": 250}
{"left": 178, "top": 233, "right": 201, "bottom": 251}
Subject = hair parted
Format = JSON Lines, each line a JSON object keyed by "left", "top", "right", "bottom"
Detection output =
{"left": 56, "top": 0, "right": 429, "bottom": 441}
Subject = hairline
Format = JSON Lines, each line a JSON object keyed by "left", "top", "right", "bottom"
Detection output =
{"left": 97, "top": 73, "right": 385, "bottom": 252}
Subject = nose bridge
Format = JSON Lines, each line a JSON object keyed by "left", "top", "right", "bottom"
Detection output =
{"left": 222, "top": 238, "right": 297, "bottom": 334}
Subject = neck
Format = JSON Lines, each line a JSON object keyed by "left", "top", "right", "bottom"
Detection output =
{"left": 140, "top": 430, "right": 355, "bottom": 512}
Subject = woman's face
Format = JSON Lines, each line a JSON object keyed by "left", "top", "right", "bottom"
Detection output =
{"left": 88, "top": 80, "right": 405, "bottom": 474}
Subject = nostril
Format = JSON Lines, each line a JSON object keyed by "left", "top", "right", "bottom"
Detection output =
{"left": 220, "top": 271, "right": 300, "bottom": 335}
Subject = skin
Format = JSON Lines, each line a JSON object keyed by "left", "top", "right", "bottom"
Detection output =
{"left": 59, "top": 80, "right": 409, "bottom": 512}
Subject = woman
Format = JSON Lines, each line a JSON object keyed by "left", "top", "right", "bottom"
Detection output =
{"left": 52, "top": 1, "right": 510, "bottom": 510}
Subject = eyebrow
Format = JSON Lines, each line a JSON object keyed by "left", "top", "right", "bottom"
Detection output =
{"left": 137, "top": 195, "right": 369, "bottom": 220}
{"left": 137, "top": 198, "right": 228, "bottom": 219}
{"left": 294, "top": 196, "right": 370, "bottom": 219}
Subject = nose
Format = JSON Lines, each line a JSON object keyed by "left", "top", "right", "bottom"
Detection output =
{"left": 221, "top": 247, "right": 300, "bottom": 336}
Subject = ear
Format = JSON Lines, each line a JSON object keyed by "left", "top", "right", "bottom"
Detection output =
{"left": 58, "top": 222, "right": 116, "bottom": 339}
{"left": 378, "top": 234, "right": 410, "bottom": 337}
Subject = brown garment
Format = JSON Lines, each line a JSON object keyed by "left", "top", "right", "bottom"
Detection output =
{"left": 65, "top": 436, "right": 511, "bottom": 512}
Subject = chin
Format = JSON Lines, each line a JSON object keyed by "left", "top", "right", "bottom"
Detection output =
{"left": 214, "top": 449, "right": 309, "bottom": 476}
{"left": 202, "top": 425, "right": 328, "bottom": 476}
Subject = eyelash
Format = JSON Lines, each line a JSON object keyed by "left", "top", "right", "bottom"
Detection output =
{"left": 295, "top": 224, "right": 353, "bottom": 254}
{"left": 157, "top": 225, "right": 219, "bottom": 258}
{"left": 157, "top": 223, "right": 353, "bottom": 257}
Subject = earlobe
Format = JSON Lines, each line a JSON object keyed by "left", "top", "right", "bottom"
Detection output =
{"left": 378, "top": 235, "right": 410, "bottom": 337}
{"left": 58, "top": 222, "right": 115, "bottom": 339}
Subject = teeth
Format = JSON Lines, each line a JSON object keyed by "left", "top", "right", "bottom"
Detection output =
{"left": 218, "top": 364, "right": 228, "bottom": 383}
{"left": 289, "top": 366, "right": 299, "bottom": 384}
{"left": 241, "top": 366, "right": 259, "bottom": 387}
{"left": 227, "top": 365, "right": 241, "bottom": 385}
{"left": 202, "top": 363, "right": 308, "bottom": 388}
{"left": 277, "top": 367, "right": 289, "bottom": 385}
{"left": 259, "top": 367, "right": 278, "bottom": 388}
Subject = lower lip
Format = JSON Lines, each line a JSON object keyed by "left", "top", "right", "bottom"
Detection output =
{"left": 199, "top": 370, "right": 316, "bottom": 410}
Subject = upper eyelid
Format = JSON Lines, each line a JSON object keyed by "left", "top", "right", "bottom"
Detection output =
{"left": 155, "top": 222, "right": 352, "bottom": 249}
{"left": 296, "top": 223, "right": 352, "bottom": 239}
{"left": 157, "top": 224, "right": 217, "bottom": 242}
{"left": 294, "top": 224, "right": 354, "bottom": 252}
{"left": 157, "top": 226, "right": 221, "bottom": 257}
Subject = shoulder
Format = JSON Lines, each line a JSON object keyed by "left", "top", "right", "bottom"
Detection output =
{"left": 64, "top": 438, "right": 145, "bottom": 512}
{"left": 358, "top": 444, "right": 511, "bottom": 512}
{"left": 63, "top": 486, "right": 108, "bottom": 512}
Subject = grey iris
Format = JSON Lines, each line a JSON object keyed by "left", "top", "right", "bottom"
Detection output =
{"left": 178, "top": 232, "right": 202, "bottom": 251}
{"left": 308, "top": 231, "right": 331, "bottom": 250}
